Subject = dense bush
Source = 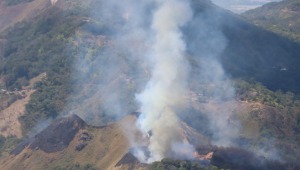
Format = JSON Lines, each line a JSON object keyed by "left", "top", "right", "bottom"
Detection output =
{"left": 0, "top": 7, "right": 86, "bottom": 133}
{"left": 235, "top": 80, "right": 298, "bottom": 108}
{"left": 243, "top": 0, "right": 300, "bottom": 43}
{"left": 0, "top": 136, "right": 21, "bottom": 157}
{"left": 149, "top": 158, "right": 219, "bottom": 170}
{"left": 53, "top": 163, "right": 97, "bottom": 170}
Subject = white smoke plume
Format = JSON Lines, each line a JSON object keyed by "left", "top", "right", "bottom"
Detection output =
{"left": 70, "top": 0, "right": 241, "bottom": 162}
{"left": 50, "top": 0, "right": 58, "bottom": 6}
{"left": 135, "top": 0, "right": 194, "bottom": 163}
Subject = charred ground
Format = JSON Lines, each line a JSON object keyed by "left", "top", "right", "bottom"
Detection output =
{"left": 11, "top": 114, "right": 87, "bottom": 155}
{"left": 0, "top": 0, "right": 300, "bottom": 169}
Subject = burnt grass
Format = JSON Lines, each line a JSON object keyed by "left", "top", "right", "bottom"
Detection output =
{"left": 116, "top": 152, "right": 140, "bottom": 166}
{"left": 9, "top": 114, "right": 300, "bottom": 170}
{"left": 11, "top": 114, "right": 86, "bottom": 155}
{"left": 207, "top": 146, "right": 300, "bottom": 170}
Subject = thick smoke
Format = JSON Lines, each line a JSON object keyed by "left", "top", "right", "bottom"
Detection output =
{"left": 50, "top": 0, "right": 58, "bottom": 5}
{"left": 69, "top": 0, "right": 241, "bottom": 163}
{"left": 183, "top": 4, "right": 240, "bottom": 147}
{"left": 66, "top": 0, "right": 152, "bottom": 125}
{"left": 135, "top": 0, "right": 193, "bottom": 162}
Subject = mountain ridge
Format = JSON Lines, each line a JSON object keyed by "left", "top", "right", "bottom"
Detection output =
{"left": 242, "top": 0, "right": 300, "bottom": 43}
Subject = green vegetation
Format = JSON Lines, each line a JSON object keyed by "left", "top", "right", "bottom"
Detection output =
{"left": 0, "top": 0, "right": 118, "bottom": 134}
{"left": 243, "top": 0, "right": 300, "bottom": 43}
{"left": 235, "top": 80, "right": 300, "bottom": 133}
{"left": 0, "top": 136, "right": 21, "bottom": 157}
{"left": 53, "top": 163, "right": 98, "bottom": 170}
{"left": 149, "top": 158, "right": 221, "bottom": 170}
{"left": 235, "top": 80, "right": 300, "bottom": 162}
{"left": 1, "top": 7, "right": 83, "bottom": 89}
{"left": 0, "top": 7, "right": 86, "bottom": 133}
{"left": 235, "top": 80, "right": 298, "bottom": 108}
{"left": 0, "top": 0, "right": 300, "bottom": 167}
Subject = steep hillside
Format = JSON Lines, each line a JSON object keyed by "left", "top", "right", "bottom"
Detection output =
{"left": 0, "top": 0, "right": 300, "bottom": 168}
{"left": 0, "top": 73, "right": 45, "bottom": 138}
{"left": 0, "top": 0, "right": 299, "bottom": 132}
{"left": 0, "top": 0, "right": 50, "bottom": 32}
{"left": 1, "top": 113, "right": 297, "bottom": 169}
{"left": 187, "top": 1, "right": 300, "bottom": 94}
{"left": 0, "top": 115, "right": 132, "bottom": 170}
{"left": 0, "top": 114, "right": 213, "bottom": 170}
{"left": 211, "top": 0, "right": 281, "bottom": 13}
{"left": 242, "top": 0, "right": 300, "bottom": 42}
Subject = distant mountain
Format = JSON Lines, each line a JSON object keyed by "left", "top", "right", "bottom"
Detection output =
{"left": 211, "top": 0, "right": 281, "bottom": 13}
{"left": 242, "top": 0, "right": 300, "bottom": 42}
{"left": 187, "top": 0, "right": 300, "bottom": 94}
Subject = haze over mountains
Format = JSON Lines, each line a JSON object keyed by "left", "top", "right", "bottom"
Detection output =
{"left": 212, "top": 0, "right": 281, "bottom": 13}
{"left": 0, "top": 0, "right": 300, "bottom": 169}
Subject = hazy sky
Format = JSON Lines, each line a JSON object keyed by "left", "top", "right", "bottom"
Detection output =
{"left": 211, "top": 0, "right": 282, "bottom": 13}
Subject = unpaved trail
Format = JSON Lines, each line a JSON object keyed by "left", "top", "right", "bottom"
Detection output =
{"left": 0, "top": 73, "right": 46, "bottom": 138}
{"left": 0, "top": 89, "right": 35, "bottom": 138}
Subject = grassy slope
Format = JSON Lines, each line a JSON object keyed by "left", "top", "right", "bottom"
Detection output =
{"left": 0, "top": 116, "right": 135, "bottom": 170}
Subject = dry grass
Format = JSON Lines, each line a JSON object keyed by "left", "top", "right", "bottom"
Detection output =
{"left": 0, "top": 73, "right": 46, "bottom": 138}
{"left": 0, "top": 116, "right": 136, "bottom": 170}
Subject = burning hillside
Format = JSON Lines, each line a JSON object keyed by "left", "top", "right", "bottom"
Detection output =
{"left": 0, "top": 114, "right": 213, "bottom": 169}
{"left": 0, "top": 114, "right": 130, "bottom": 169}
{"left": 1, "top": 112, "right": 299, "bottom": 169}
{"left": 1, "top": 0, "right": 300, "bottom": 169}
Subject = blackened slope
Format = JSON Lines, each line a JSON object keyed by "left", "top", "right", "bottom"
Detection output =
{"left": 187, "top": 1, "right": 300, "bottom": 94}
{"left": 211, "top": 147, "right": 300, "bottom": 170}
{"left": 10, "top": 138, "right": 32, "bottom": 155}
{"left": 221, "top": 13, "right": 300, "bottom": 93}
{"left": 29, "top": 114, "right": 86, "bottom": 153}
{"left": 11, "top": 114, "right": 86, "bottom": 154}
{"left": 115, "top": 152, "right": 148, "bottom": 170}
{"left": 116, "top": 153, "right": 140, "bottom": 166}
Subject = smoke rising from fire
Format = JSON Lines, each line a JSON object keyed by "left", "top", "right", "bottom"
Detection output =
{"left": 50, "top": 0, "right": 58, "bottom": 6}
{"left": 69, "top": 0, "right": 242, "bottom": 162}
{"left": 135, "top": 0, "right": 193, "bottom": 162}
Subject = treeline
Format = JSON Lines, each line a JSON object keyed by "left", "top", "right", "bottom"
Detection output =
{"left": 53, "top": 163, "right": 97, "bottom": 170}
{"left": 235, "top": 80, "right": 300, "bottom": 138}
{"left": 242, "top": 0, "right": 300, "bottom": 43}
{"left": 235, "top": 80, "right": 300, "bottom": 108}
